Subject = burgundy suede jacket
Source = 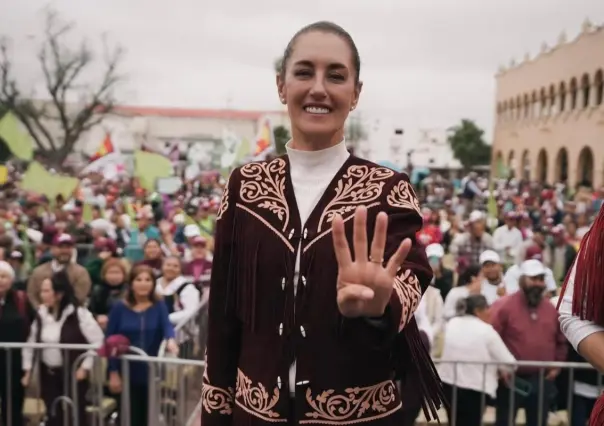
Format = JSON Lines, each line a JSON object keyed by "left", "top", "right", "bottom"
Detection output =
{"left": 202, "top": 155, "right": 445, "bottom": 425}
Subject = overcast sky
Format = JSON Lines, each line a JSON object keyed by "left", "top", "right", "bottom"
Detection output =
{"left": 2, "top": 0, "right": 604, "bottom": 142}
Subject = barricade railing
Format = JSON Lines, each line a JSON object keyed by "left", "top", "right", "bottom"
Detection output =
{"left": 0, "top": 342, "right": 205, "bottom": 426}
{"left": 428, "top": 358, "right": 602, "bottom": 426}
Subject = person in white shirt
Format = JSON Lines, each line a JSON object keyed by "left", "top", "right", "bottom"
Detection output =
{"left": 443, "top": 251, "right": 504, "bottom": 321}
{"left": 438, "top": 294, "right": 516, "bottom": 426}
{"left": 492, "top": 212, "right": 523, "bottom": 266}
{"left": 22, "top": 270, "right": 104, "bottom": 426}
{"left": 156, "top": 256, "right": 201, "bottom": 358}
{"left": 504, "top": 247, "right": 557, "bottom": 296}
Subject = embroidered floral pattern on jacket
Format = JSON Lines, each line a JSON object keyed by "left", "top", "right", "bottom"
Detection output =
{"left": 386, "top": 180, "right": 421, "bottom": 215}
{"left": 235, "top": 369, "right": 286, "bottom": 422}
{"left": 240, "top": 158, "right": 290, "bottom": 232}
{"left": 393, "top": 269, "right": 422, "bottom": 331}
{"left": 317, "top": 165, "right": 394, "bottom": 232}
{"left": 301, "top": 380, "right": 400, "bottom": 425}
{"left": 202, "top": 368, "right": 235, "bottom": 415}
{"left": 216, "top": 178, "right": 230, "bottom": 221}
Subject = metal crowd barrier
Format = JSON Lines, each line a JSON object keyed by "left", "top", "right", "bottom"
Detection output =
{"left": 420, "top": 359, "right": 601, "bottom": 426}
{"left": 0, "top": 342, "right": 205, "bottom": 426}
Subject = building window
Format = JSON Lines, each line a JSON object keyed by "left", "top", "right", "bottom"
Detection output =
{"left": 540, "top": 88, "right": 548, "bottom": 117}
{"left": 559, "top": 82, "right": 567, "bottom": 112}
{"left": 595, "top": 69, "right": 603, "bottom": 106}
{"left": 581, "top": 73, "right": 591, "bottom": 109}
{"left": 549, "top": 85, "right": 557, "bottom": 115}
{"left": 570, "top": 78, "right": 578, "bottom": 110}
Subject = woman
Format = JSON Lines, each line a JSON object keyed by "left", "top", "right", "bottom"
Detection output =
{"left": 202, "top": 21, "right": 444, "bottom": 426}
{"left": 438, "top": 294, "right": 515, "bottom": 426}
{"left": 157, "top": 256, "right": 200, "bottom": 327}
{"left": 136, "top": 239, "right": 164, "bottom": 277}
{"left": 106, "top": 264, "right": 177, "bottom": 426}
{"left": 22, "top": 270, "right": 104, "bottom": 426}
{"left": 0, "top": 261, "right": 34, "bottom": 426}
{"left": 558, "top": 205, "right": 604, "bottom": 425}
{"left": 88, "top": 258, "right": 128, "bottom": 329}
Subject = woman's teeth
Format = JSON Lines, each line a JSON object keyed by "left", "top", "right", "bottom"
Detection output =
{"left": 304, "top": 106, "right": 330, "bottom": 114}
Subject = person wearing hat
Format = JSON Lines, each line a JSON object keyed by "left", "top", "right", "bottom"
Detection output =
{"left": 491, "top": 259, "right": 567, "bottom": 426}
{"left": 492, "top": 211, "right": 523, "bottom": 267}
{"left": 26, "top": 233, "right": 92, "bottom": 307}
{"left": 544, "top": 224, "right": 577, "bottom": 285}
{"left": 449, "top": 210, "right": 494, "bottom": 273}
{"left": 442, "top": 249, "right": 502, "bottom": 321}
{"left": 503, "top": 245, "right": 557, "bottom": 297}
{"left": 559, "top": 207, "right": 604, "bottom": 425}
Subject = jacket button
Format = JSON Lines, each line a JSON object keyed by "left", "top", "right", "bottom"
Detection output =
{"left": 279, "top": 323, "right": 283, "bottom": 336}
{"left": 301, "top": 276, "right": 307, "bottom": 286}
{"left": 277, "top": 376, "right": 282, "bottom": 389}
{"left": 281, "top": 277, "right": 286, "bottom": 290}
{"left": 303, "top": 228, "right": 308, "bottom": 239}
{"left": 296, "top": 380, "right": 309, "bottom": 386}
{"left": 300, "top": 326, "right": 306, "bottom": 337}
{"left": 288, "top": 229, "right": 295, "bottom": 239}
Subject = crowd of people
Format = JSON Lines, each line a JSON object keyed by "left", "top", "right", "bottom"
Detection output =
{"left": 412, "top": 172, "right": 603, "bottom": 426}
{"left": 0, "top": 167, "right": 220, "bottom": 426}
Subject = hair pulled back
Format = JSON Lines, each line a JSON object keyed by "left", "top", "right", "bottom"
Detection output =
{"left": 455, "top": 294, "right": 488, "bottom": 316}
{"left": 279, "top": 21, "right": 361, "bottom": 84}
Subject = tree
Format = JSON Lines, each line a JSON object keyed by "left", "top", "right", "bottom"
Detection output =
{"left": 447, "top": 119, "right": 491, "bottom": 170}
{"left": 345, "top": 115, "right": 367, "bottom": 154}
{"left": 274, "top": 57, "right": 283, "bottom": 74}
{"left": 273, "top": 125, "right": 290, "bottom": 155}
{"left": 0, "top": 8, "right": 124, "bottom": 167}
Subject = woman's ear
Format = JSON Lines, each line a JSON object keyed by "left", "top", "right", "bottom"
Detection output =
{"left": 276, "top": 73, "right": 286, "bottom": 105}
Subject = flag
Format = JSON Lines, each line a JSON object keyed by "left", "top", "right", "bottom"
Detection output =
{"left": 0, "top": 112, "right": 34, "bottom": 161}
{"left": 254, "top": 116, "right": 274, "bottom": 156}
{"left": 90, "top": 133, "right": 114, "bottom": 161}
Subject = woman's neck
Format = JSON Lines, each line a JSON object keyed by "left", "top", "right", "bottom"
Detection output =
{"left": 290, "top": 128, "right": 344, "bottom": 152}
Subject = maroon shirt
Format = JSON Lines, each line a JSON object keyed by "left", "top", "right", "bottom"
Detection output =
{"left": 491, "top": 291, "right": 567, "bottom": 374}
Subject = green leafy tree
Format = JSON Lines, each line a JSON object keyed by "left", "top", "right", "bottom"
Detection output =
{"left": 273, "top": 125, "right": 290, "bottom": 155}
{"left": 447, "top": 119, "right": 491, "bottom": 170}
{"left": 0, "top": 8, "right": 124, "bottom": 167}
{"left": 345, "top": 115, "right": 367, "bottom": 154}
{"left": 274, "top": 58, "right": 283, "bottom": 74}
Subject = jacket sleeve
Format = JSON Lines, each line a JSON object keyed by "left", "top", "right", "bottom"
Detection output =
{"left": 383, "top": 173, "right": 433, "bottom": 336}
{"left": 201, "top": 171, "right": 241, "bottom": 426}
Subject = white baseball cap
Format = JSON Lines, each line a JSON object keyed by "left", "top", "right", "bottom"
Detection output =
{"left": 425, "top": 244, "right": 445, "bottom": 259}
{"left": 520, "top": 259, "right": 546, "bottom": 277}
{"left": 479, "top": 250, "right": 501, "bottom": 265}
{"left": 469, "top": 210, "right": 485, "bottom": 223}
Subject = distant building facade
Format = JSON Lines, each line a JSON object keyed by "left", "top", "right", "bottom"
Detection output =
{"left": 492, "top": 20, "right": 604, "bottom": 188}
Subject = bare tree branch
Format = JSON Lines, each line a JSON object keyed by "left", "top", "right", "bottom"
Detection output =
{"left": 0, "top": 7, "right": 125, "bottom": 166}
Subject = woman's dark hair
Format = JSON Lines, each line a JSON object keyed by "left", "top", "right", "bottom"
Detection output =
{"left": 280, "top": 21, "right": 361, "bottom": 84}
{"left": 49, "top": 269, "right": 78, "bottom": 318}
{"left": 456, "top": 294, "right": 489, "bottom": 316}
{"left": 457, "top": 264, "right": 482, "bottom": 287}
{"left": 125, "top": 264, "right": 160, "bottom": 306}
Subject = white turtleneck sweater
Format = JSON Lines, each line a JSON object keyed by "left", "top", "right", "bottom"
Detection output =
{"left": 285, "top": 140, "right": 350, "bottom": 396}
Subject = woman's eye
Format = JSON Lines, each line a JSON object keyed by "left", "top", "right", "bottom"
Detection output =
{"left": 294, "top": 70, "right": 312, "bottom": 77}
{"left": 329, "top": 74, "right": 345, "bottom": 81}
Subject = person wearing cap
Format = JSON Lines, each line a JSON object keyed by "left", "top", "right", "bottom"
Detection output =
{"left": 515, "top": 227, "right": 550, "bottom": 267}
{"left": 492, "top": 211, "right": 523, "bottom": 266}
{"left": 7, "top": 249, "right": 26, "bottom": 291}
{"left": 450, "top": 210, "right": 494, "bottom": 272}
{"left": 26, "top": 233, "right": 92, "bottom": 307}
{"left": 558, "top": 207, "right": 604, "bottom": 425}
{"left": 543, "top": 224, "right": 577, "bottom": 285}
{"left": 442, "top": 250, "right": 503, "bottom": 321}
{"left": 491, "top": 259, "right": 567, "bottom": 426}
{"left": 503, "top": 246, "right": 557, "bottom": 297}
{"left": 425, "top": 243, "right": 453, "bottom": 300}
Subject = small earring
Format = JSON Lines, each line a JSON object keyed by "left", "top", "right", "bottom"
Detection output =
{"left": 280, "top": 97, "right": 286, "bottom": 104}
{"left": 350, "top": 105, "right": 355, "bottom": 111}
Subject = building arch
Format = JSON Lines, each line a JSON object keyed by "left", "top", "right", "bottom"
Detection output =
{"left": 549, "top": 84, "right": 557, "bottom": 115}
{"left": 539, "top": 88, "right": 548, "bottom": 117}
{"left": 516, "top": 96, "right": 522, "bottom": 119}
{"left": 523, "top": 94, "right": 531, "bottom": 119}
{"left": 576, "top": 146, "right": 594, "bottom": 187}
{"left": 595, "top": 69, "right": 603, "bottom": 106}
{"left": 559, "top": 81, "right": 567, "bottom": 112}
{"left": 569, "top": 77, "right": 579, "bottom": 110}
{"left": 536, "top": 149, "right": 548, "bottom": 183}
{"left": 555, "top": 148, "right": 569, "bottom": 183}
{"left": 530, "top": 91, "right": 539, "bottom": 118}
{"left": 521, "top": 150, "right": 530, "bottom": 180}
{"left": 494, "top": 151, "right": 504, "bottom": 177}
{"left": 581, "top": 73, "right": 591, "bottom": 108}
{"left": 507, "top": 150, "right": 516, "bottom": 177}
